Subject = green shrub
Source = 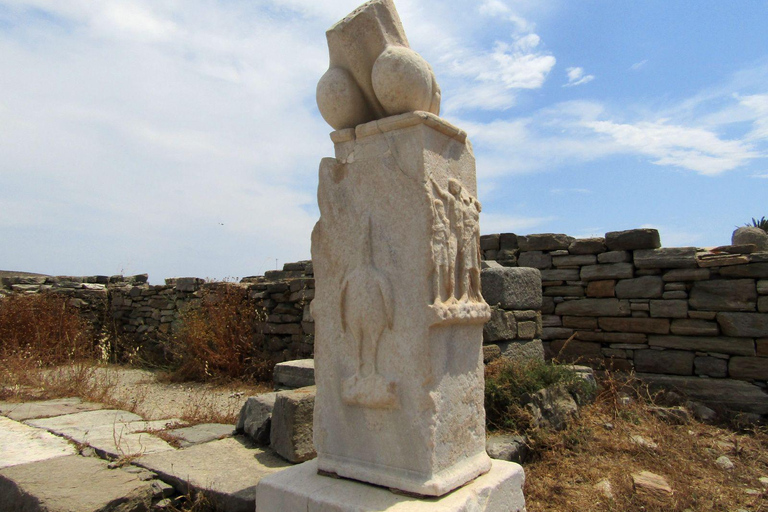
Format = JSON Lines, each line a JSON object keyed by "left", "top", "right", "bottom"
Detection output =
{"left": 484, "top": 357, "right": 595, "bottom": 433}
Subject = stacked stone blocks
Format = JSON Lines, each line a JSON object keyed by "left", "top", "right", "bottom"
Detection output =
{"left": 479, "top": 228, "right": 768, "bottom": 387}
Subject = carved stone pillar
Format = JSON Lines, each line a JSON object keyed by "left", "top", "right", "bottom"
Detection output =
{"left": 256, "top": 1, "right": 526, "bottom": 509}
{"left": 310, "top": 111, "right": 492, "bottom": 496}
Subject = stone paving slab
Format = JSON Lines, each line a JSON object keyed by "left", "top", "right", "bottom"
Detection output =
{"left": 26, "top": 409, "right": 180, "bottom": 458}
{"left": 165, "top": 422, "right": 234, "bottom": 447}
{"left": 0, "top": 454, "right": 158, "bottom": 512}
{"left": 0, "top": 416, "right": 77, "bottom": 469}
{"left": 0, "top": 397, "right": 104, "bottom": 421}
{"left": 136, "top": 436, "right": 291, "bottom": 512}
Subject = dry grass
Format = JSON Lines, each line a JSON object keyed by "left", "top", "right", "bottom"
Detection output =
{"left": 523, "top": 372, "right": 768, "bottom": 512}
{"left": 0, "top": 293, "right": 110, "bottom": 402}
{"left": 164, "top": 284, "right": 272, "bottom": 383}
{"left": 0, "top": 292, "right": 92, "bottom": 364}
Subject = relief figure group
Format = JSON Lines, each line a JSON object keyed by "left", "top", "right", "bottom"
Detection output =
{"left": 428, "top": 176, "right": 482, "bottom": 305}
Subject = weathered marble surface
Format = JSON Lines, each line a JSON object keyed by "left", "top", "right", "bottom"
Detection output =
{"left": 316, "top": 0, "right": 440, "bottom": 130}
{"left": 255, "top": 459, "right": 526, "bottom": 512}
{"left": 311, "top": 111, "right": 491, "bottom": 496}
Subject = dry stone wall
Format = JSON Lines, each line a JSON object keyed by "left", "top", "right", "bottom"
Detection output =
{"left": 0, "top": 262, "right": 315, "bottom": 364}
{"left": 3, "top": 228, "right": 765, "bottom": 413}
{"left": 479, "top": 228, "right": 768, "bottom": 390}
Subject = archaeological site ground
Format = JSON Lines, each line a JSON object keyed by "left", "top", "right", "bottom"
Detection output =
{"left": 1, "top": 0, "right": 767, "bottom": 511}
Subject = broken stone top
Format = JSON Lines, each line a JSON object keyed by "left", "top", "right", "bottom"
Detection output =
{"left": 316, "top": 0, "right": 441, "bottom": 130}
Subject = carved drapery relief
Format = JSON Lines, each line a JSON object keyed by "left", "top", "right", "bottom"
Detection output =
{"left": 427, "top": 177, "right": 489, "bottom": 325}
{"left": 340, "top": 215, "right": 398, "bottom": 409}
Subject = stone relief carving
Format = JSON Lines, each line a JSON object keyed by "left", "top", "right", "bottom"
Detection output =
{"left": 427, "top": 177, "right": 489, "bottom": 325}
{"left": 340, "top": 215, "right": 398, "bottom": 409}
{"left": 316, "top": 0, "right": 441, "bottom": 131}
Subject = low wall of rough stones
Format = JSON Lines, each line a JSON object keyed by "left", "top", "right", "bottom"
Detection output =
{"left": 2, "top": 228, "right": 766, "bottom": 412}
{"left": 479, "top": 228, "right": 768, "bottom": 390}
{"left": 0, "top": 262, "right": 315, "bottom": 364}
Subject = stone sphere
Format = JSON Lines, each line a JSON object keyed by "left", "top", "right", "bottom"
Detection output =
{"left": 316, "top": 66, "right": 371, "bottom": 130}
{"left": 732, "top": 226, "right": 768, "bottom": 251}
{"left": 372, "top": 45, "right": 434, "bottom": 116}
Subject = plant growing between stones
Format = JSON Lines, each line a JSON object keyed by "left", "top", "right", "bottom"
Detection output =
{"left": 484, "top": 357, "right": 595, "bottom": 433}
{"left": 745, "top": 216, "right": 768, "bottom": 232}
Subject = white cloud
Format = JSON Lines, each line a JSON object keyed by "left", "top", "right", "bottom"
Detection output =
{"left": 564, "top": 66, "right": 594, "bottom": 87}
{"left": 479, "top": 0, "right": 510, "bottom": 16}
{"left": 630, "top": 59, "right": 648, "bottom": 71}
{"left": 739, "top": 94, "right": 768, "bottom": 141}
{"left": 441, "top": 38, "right": 555, "bottom": 112}
{"left": 585, "top": 120, "right": 760, "bottom": 175}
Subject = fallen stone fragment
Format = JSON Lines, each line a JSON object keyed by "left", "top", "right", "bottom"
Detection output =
{"left": 0, "top": 455, "right": 158, "bottom": 512}
{"left": 273, "top": 359, "right": 315, "bottom": 389}
{"left": 270, "top": 386, "right": 316, "bottom": 463}
{"left": 486, "top": 434, "right": 528, "bottom": 463}
{"left": 685, "top": 401, "right": 717, "bottom": 423}
{"left": 525, "top": 384, "right": 578, "bottom": 431}
{"left": 236, "top": 392, "right": 278, "bottom": 445}
{"left": 630, "top": 435, "right": 659, "bottom": 450}
{"left": 594, "top": 479, "right": 614, "bottom": 499}
{"left": 647, "top": 406, "right": 690, "bottom": 424}
{"left": 0, "top": 416, "right": 77, "bottom": 469}
{"left": 715, "top": 455, "right": 734, "bottom": 470}
{"left": 632, "top": 470, "right": 673, "bottom": 498}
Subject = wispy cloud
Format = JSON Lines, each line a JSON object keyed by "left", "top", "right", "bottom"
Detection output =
{"left": 564, "top": 66, "right": 594, "bottom": 87}
{"left": 438, "top": 3, "right": 554, "bottom": 113}
{"left": 739, "top": 94, "right": 768, "bottom": 141}
{"left": 630, "top": 59, "right": 648, "bottom": 71}
{"left": 585, "top": 120, "right": 760, "bottom": 175}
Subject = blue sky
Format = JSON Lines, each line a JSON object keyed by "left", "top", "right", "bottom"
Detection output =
{"left": 1, "top": 0, "right": 766, "bottom": 282}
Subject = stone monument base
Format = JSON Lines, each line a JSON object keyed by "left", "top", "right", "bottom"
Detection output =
{"left": 255, "top": 459, "right": 526, "bottom": 512}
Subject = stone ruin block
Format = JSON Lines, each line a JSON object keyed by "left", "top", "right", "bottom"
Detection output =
{"left": 270, "top": 386, "right": 316, "bottom": 463}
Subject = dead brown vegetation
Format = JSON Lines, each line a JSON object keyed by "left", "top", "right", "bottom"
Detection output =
{"left": 524, "top": 372, "right": 768, "bottom": 512}
{"left": 164, "top": 284, "right": 272, "bottom": 383}
{"left": 0, "top": 293, "right": 109, "bottom": 401}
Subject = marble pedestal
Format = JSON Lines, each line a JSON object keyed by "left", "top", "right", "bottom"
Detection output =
{"left": 255, "top": 459, "right": 526, "bottom": 512}
{"left": 310, "top": 112, "right": 492, "bottom": 496}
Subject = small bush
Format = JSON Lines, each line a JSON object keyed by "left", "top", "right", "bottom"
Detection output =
{"left": 485, "top": 357, "right": 594, "bottom": 433}
{"left": 166, "top": 284, "right": 271, "bottom": 383}
{"left": 0, "top": 293, "right": 94, "bottom": 365}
